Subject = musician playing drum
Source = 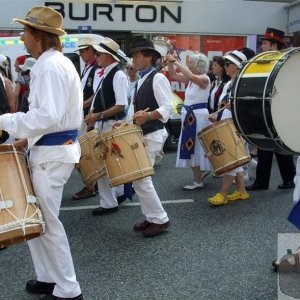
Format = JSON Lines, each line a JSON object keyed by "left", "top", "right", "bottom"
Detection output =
{"left": 127, "top": 37, "right": 173, "bottom": 237}
{"left": 207, "top": 50, "right": 250, "bottom": 206}
{"left": 246, "top": 27, "right": 296, "bottom": 192}
{"left": 0, "top": 6, "right": 83, "bottom": 300}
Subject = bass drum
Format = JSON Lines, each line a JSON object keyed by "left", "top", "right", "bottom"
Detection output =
{"left": 231, "top": 48, "right": 300, "bottom": 155}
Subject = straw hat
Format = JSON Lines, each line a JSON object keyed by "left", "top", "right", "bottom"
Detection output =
{"left": 92, "top": 37, "right": 120, "bottom": 62}
{"left": 19, "top": 57, "right": 36, "bottom": 72}
{"left": 13, "top": 6, "right": 66, "bottom": 36}
{"left": 75, "top": 37, "right": 98, "bottom": 51}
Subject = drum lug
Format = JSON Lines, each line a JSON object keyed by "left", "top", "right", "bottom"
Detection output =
{"left": 27, "top": 195, "right": 37, "bottom": 204}
{"left": 0, "top": 200, "right": 13, "bottom": 210}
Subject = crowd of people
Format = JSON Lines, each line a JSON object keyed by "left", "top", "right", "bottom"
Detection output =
{"left": 0, "top": 4, "right": 298, "bottom": 300}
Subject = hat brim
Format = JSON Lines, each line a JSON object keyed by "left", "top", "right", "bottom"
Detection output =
{"left": 14, "top": 18, "right": 66, "bottom": 36}
{"left": 260, "top": 37, "right": 286, "bottom": 47}
{"left": 224, "top": 55, "right": 240, "bottom": 68}
{"left": 74, "top": 45, "right": 92, "bottom": 52}
{"left": 19, "top": 64, "right": 28, "bottom": 71}
{"left": 92, "top": 44, "right": 120, "bottom": 62}
{"left": 128, "top": 47, "right": 162, "bottom": 58}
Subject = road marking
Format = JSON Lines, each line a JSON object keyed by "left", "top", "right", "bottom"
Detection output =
{"left": 60, "top": 199, "right": 194, "bottom": 211}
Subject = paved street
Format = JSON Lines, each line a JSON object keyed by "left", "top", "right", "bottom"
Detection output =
{"left": 0, "top": 149, "right": 298, "bottom": 300}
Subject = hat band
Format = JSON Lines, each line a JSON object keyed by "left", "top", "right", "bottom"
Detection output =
{"left": 263, "top": 33, "right": 284, "bottom": 43}
{"left": 230, "top": 52, "right": 244, "bottom": 64}
{"left": 99, "top": 43, "right": 119, "bottom": 59}
{"left": 25, "top": 16, "right": 56, "bottom": 29}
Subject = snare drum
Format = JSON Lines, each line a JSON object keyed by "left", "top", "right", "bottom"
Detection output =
{"left": 77, "top": 129, "right": 106, "bottom": 187}
{"left": 94, "top": 124, "right": 154, "bottom": 187}
{"left": 0, "top": 145, "right": 44, "bottom": 247}
{"left": 198, "top": 119, "right": 250, "bottom": 176}
{"left": 231, "top": 48, "right": 300, "bottom": 155}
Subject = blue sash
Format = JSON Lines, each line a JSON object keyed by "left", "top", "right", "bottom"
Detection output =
{"left": 36, "top": 130, "right": 78, "bottom": 146}
{"left": 288, "top": 200, "right": 300, "bottom": 230}
{"left": 179, "top": 103, "right": 207, "bottom": 159}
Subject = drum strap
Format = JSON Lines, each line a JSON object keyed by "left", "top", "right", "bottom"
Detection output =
{"left": 179, "top": 103, "right": 207, "bottom": 159}
{"left": 35, "top": 130, "right": 78, "bottom": 146}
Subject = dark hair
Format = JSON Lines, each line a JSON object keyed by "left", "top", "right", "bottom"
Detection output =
{"left": 213, "top": 56, "right": 230, "bottom": 82}
{"left": 238, "top": 47, "right": 256, "bottom": 60}
{"left": 140, "top": 49, "right": 160, "bottom": 66}
{"left": 26, "top": 25, "right": 62, "bottom": 53}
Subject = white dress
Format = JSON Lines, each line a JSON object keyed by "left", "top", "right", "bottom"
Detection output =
{"left": 176, "top": 77, "right": 211, "bottom": 169}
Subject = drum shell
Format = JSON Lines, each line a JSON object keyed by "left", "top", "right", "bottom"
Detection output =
{"left": 77, "top": 129, "right": 106, "bottom": 187}
{"left": 0, "top": 145, "right": 44, "bottom": 247}
{"left": 198, "top": 119, "right": 250, "bottom": 176}
{"left": 231, "top": 48, "right": 300, "bottom": 155}
{"left": 95, "top": 124, "right": 154, "bottom": 187}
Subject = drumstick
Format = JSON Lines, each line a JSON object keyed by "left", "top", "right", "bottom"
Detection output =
{"left": 128, "top": 107, "right": 150, "bottom": 123}
{"left": 208, "top": 105, "right": 227, "bottom": 118}
{"left": 113, "top": 108, "right": 150, "bottom": 129}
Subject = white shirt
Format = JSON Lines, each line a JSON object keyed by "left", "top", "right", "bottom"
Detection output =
{"left": 126, "top": 70, "right": 173, "bottom": 143}
{"left": 0, "top": 49, "right": 83, "bottom": 166}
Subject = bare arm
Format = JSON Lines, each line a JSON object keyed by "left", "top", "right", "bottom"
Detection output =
{"left": 5, "top": 78, "right": 16, "bottom": 113}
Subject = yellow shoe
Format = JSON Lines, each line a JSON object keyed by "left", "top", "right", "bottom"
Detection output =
{"left": 208, "top": 193, "right": 228, "bottom": 206}
{"left": 227, "top": 191, "right": 250, "bottom": 201}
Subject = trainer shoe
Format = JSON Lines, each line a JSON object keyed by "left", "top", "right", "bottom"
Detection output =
{"left": 183, "top": 181, "right": 204, "bottom": 191}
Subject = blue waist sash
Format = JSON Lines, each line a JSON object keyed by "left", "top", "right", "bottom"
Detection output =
{"left": 179, "top": 103, "right": 207, "bottom": 159}
{"left": 35, "top": 130, "right": 78, "bottom": 146}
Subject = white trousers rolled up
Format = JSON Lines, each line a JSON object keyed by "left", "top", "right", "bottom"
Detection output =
{"left": 28, "top": 161, "right": 81, "bottom": 298}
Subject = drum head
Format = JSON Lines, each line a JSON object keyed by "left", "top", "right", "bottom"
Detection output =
{"left": 271, "top": 49, "right": 300, "bottom": 153}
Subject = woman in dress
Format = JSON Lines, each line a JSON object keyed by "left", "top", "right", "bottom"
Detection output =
{"left": 167, "top": 52, "right": 211, "bottom": 190}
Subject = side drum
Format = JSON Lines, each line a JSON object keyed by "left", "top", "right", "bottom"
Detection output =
{"left": 231, "top": 48, "right": 300, "bottom": 155}
{"left": 76, "top": 129, "right": 106, "bottom": 187}
{"left": 198, "top": 119, "right": 250, "bottom": 176}
{"left": 94, "top": 124, "right": 154, "bottom": 187}
{"left": 0, "top": 145, "right": 44, "bottom": 247}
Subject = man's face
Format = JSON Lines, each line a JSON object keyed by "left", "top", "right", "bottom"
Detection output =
{"left": 132, "top": 51, "right": 151, "bottom": 71}
{"left": 21, "top": 25, "right": 39, "bottom": 58}
{"left": 79, "top": 47, "right": 94, "bottom": 63}
{"left": 261, "top": 40, "right": 277, "bottom": 52}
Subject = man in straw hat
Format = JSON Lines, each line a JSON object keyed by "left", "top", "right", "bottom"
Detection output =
{"left": 84, "top": 37, "right": 128, "bottom": 216}
{"left": 0, "top": 6, "right": 83, "bottom": 300}
{"left": 124, "top": 37, "right": 173, "bottom": 237}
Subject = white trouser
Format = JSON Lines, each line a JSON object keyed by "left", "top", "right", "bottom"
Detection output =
{"left": 96, "top": 134, "right": 168, "bottom": 223}
{"left": 97, "top": 175, "right": 118, "bottom": 209}
{"left": 28, "top": 161, "right": 81, "bottom": 298}
{"left": 133, "top": 138, "right": 168, "bottom": 224}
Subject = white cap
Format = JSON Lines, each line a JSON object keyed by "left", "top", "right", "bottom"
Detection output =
{"left": 224, "top": 50, "right": 247, "bottom": 68}
{"left": 19, "top": 57, "right": 36, "bottom": 71}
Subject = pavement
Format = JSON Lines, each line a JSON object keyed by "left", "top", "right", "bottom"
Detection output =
{"left": 0, "top": 149, "right": 298, "bottom": 300}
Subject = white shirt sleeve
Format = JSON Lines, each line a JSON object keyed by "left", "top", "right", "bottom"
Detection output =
{"left": 113, "top": 70, "right": 128, "bottom": 106}
{"left": 0, "top": 69, "right": 72, "bottom": 138}
{"left": 153, "top": 73, "right": 173, "bottom": 123}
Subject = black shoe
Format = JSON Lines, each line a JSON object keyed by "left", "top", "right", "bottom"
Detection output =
{"left": 278, "top": 181, "right": 295, "bottom": 190}
{"left": 26, "top": 280, "right": 55, "bottom": 295}
{"left": 40, "top": 293, "right": 83, "bottom": 300}
{"left": 245, "top": 182, "right": 268, "bottom": 191}
{"left": 92, "top": 206, "right": 119, "bottom": 216}
{"left": 117, "top": 195, "right": 127, "bottom": 204}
